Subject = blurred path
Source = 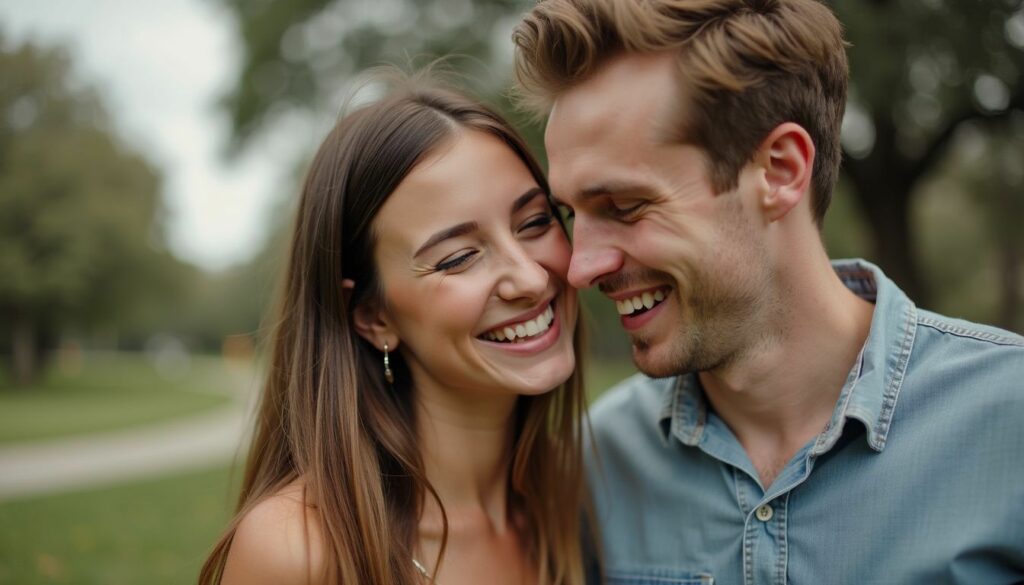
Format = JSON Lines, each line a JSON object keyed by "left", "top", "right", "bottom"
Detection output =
{"left": 0, "top": 364, "right": 258, "bottom": 503}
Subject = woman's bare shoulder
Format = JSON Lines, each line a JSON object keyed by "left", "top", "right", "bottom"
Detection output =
{"left": 220, "top": 481, "right": 327, "bottom": 585}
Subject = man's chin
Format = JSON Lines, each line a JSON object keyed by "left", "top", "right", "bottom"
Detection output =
{"left": 631, "top": 340, "right": 687, "bottom": 379}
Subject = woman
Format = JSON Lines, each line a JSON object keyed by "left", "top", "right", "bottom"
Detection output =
{"left": 198, "top": 77, "right": 591, "bottom": 585}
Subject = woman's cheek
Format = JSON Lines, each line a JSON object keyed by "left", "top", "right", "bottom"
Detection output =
{"left": 536, "top": 232, "right": 572, "bottom": 275}
{"left": 442, "top": 273, "right": 493, "bottom": 325}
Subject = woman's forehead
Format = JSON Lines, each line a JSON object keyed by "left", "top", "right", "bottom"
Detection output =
{"left": 372, "top": 130, "right": 541, "bottom": 250}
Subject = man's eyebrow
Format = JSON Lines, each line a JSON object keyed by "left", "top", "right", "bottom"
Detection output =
{"left": 511, "top": 187, "right": 546, "bottom": 213}
{"left": 413, "top": 221, "right": 479, "bottom": 258}
{"left": 579, "top": 181, "right": 647, "bottom": 200}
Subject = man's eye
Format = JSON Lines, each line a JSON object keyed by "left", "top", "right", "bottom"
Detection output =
{"left": 434, "top": 251, "right": 477, "bottom": 272}
{"left": 608, "top": 201, "right": 644, "bottom": 218}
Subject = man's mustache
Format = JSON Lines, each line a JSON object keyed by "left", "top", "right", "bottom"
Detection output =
{"left": 598, "top": 268, "right": 675, "bottom": 295}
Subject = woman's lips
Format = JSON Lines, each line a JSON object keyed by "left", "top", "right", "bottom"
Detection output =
{"left": 476, "top": 302, "right": 562, "bottom": 355}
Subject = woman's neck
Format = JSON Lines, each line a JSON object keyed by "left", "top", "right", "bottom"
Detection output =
{"left": 414, "top": 381, "right": 520, "bottom": 536}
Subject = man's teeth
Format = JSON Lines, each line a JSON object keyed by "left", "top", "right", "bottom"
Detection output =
{"left": 484, "top": 305, "right": 555, "bottom": 342}
{"left": 616, "top": 289, "right": 667, "bottom": 315}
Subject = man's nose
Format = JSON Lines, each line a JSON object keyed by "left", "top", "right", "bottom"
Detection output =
{"left": 567, "top": 220, "right": 623, "bottom": 289}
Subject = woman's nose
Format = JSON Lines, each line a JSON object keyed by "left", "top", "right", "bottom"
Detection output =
{"left": 496, "top": 247, "right": 549, "bottom": 302}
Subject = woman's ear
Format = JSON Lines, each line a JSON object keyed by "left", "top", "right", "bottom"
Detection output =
{"left": 758, "top": 122, "right": 815, "bottom": 223}
{"left": 342, "top": 279, "right": 399, "bottom": 351}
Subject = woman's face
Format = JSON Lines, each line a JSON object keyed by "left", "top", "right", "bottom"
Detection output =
{"left": 365, "top": 129, "right": 577, "bottom": 400}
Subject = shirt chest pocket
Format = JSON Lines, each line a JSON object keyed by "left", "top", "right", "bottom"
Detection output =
{"left": 605, "top": 568, "right": 714, "bottom": 585}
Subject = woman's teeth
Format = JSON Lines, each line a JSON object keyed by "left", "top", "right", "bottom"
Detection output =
{"left": 483, "top": 305, "right": 555, "bottom": 343}
{"left": 616, "top": 289, "right": 667, "bottom": 315}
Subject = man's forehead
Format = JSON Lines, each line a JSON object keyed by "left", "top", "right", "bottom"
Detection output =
{"left": 545, "top": 53, "right": 683, "bottom": 199}
{"left": 546, "top": 52, "right": 681, "bottom": 150}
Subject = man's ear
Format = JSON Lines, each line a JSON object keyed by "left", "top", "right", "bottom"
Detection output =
{"left": 342, "top": 279, "right": 398, "bottom": 350}
{"left": 757, "top": 122, "right": 815, "bottom": 223}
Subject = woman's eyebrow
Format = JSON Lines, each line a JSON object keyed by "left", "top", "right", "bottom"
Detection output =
{"left": 413, "top": 187, "right": 545, "bottom": 258}
{"left": 511, "top": 187, "right": 546, "bottom": 213}
{"left": 413, "top": 221, "right": 479, "bottom": 258}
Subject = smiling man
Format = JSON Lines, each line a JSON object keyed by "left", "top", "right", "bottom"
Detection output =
{"left": 513, "top": 1, "right": 1024, "bottom": 583}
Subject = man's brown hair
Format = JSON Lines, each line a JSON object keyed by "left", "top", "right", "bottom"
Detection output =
{"left": 513, "top": 0, "right": 848, "bottom": 224}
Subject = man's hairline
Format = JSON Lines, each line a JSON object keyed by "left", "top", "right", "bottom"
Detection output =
{"left": 542, "top": 51, "right": 711, "bottom": 149}
{"left": 544, "top": 54, "right": 741, "bottom": 205}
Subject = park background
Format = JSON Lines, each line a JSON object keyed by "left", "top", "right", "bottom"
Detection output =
{"left": 1, "top": 0, "right": 1022, "bottom": 583}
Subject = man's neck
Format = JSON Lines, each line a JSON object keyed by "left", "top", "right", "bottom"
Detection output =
{"left": 699, "top": 254, "right": 874, "bottom": 489}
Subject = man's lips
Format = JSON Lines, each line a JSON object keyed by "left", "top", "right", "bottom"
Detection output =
{"left": 606, "top": 286, "right": 673, "bottom": 315}
{"left": 619, "top": 293, "right": 671, "bottom": 331}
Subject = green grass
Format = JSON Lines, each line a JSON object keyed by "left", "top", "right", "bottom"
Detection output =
{"left": 0, "top": 358, "right": 635, "bottom": 585}
{"left": 0, "top": 353, "right": 240, "bottom": 444}
{"left": 0, "top": 465, "right": 241, "bottom": 585}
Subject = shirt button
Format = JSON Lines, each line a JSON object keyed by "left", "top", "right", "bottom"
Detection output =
{"left": 755, "top": 504, "right": 774, "bottom": 522}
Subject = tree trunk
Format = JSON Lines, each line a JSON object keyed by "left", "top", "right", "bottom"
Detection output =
{"left": 12, "top": 313, "right": 38, "bottom": 387}
{"left": 858, "top": 185, "right": 929, "bottom": 307}
{"left": 994, "top": 184, "right": 1023, "bottom": 333}
{"left": 996, "top": 241, "right": 1022, "bottom": 333}
{"left": 841, "top": 107, "right": 937, "bottom": 309}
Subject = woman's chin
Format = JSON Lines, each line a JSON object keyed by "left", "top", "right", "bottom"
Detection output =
{"left": 496, "top": 353, "right": 576, "bottom": 396}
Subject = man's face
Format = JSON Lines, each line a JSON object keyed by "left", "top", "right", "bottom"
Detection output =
{"left": 545, "top": 52, "right": 774, "bottom": 377}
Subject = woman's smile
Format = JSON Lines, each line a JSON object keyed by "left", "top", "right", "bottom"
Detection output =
{"left": 476, "top": 298, "right": 563, "bottom": 355}
{"left": 369, "top": 128, "right": 577, "bottom": 396}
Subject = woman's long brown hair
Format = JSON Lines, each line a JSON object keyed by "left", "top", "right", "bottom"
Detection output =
{"left": 198, "top": 77, "right": 591, "bottom": 585}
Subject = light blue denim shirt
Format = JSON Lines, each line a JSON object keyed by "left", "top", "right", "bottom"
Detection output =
{"left": 586, "top": 259, "right": 1024, "bottom": 585}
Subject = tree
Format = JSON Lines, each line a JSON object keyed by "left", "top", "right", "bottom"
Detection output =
{"left": 0, "top": 37, "right": 185, "bottom": 385}
{"left": 832, "top": 0, "right": 1024, "bottom": 307}
{"left": 925, "top": 118, "right": 1024, "bottom": 332}
{"left": 217, "top": 0, "right": 527, "bottom": 152}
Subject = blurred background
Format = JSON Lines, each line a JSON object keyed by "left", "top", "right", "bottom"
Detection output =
{"left": 0, "top": 0, "right": 1021, "bottom": 583}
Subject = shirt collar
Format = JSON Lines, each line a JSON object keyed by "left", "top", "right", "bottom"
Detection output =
{"left": 659, "top": 259, "right": 918, "bottom": 454}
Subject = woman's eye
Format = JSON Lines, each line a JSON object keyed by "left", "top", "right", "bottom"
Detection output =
{"left": 434, "top": 250, "right": 477, "bottom": 272}
{"left": 518, "top": 213, "right": 554, "bottom": 234}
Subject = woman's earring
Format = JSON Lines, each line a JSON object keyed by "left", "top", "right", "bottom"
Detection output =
{"left": 383, "top": 342, "right": 394, "bottom": 384}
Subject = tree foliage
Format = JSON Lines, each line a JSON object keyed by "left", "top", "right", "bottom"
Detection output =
{"left": 0, "top": 36, "right": 188, "bottom": 384}
{"left": 832, "top": 0, "right": 1024, "bottom": 307}
{"left": 218, "top": 0, "right": 527, "bottom": 151}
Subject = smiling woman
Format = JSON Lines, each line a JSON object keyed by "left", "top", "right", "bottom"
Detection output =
{"left": 197, "top": 75, "right": 592, "bottom": 585}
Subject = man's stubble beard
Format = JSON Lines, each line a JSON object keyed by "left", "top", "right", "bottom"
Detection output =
{"left": 632, "top": 221, "right": 778, "bottom": 379}
{"left": 632, "top": 267, "right": 767, "bottom": 378}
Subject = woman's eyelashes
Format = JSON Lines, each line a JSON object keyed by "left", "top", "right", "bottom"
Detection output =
{"left": 518, "top": 212, "right": 555, "bottom": 234}
{"left": 434, "top": 250, "right": 478, "bottom": 272}
{"left": 430, "top": 213, "right": 555, "bottom": 274}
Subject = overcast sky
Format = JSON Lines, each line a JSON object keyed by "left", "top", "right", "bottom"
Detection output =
{"left": 1, "top": 0, "right": 310, "bottom": 272}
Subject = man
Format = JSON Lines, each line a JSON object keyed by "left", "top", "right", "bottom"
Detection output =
{"left": 513, "top": 0, "right": 1024, "bottom": 583}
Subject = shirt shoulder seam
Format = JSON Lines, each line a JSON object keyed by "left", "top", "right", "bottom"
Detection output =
{"left": 916, "top": 315, "right": 1024, "bottom": 347}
